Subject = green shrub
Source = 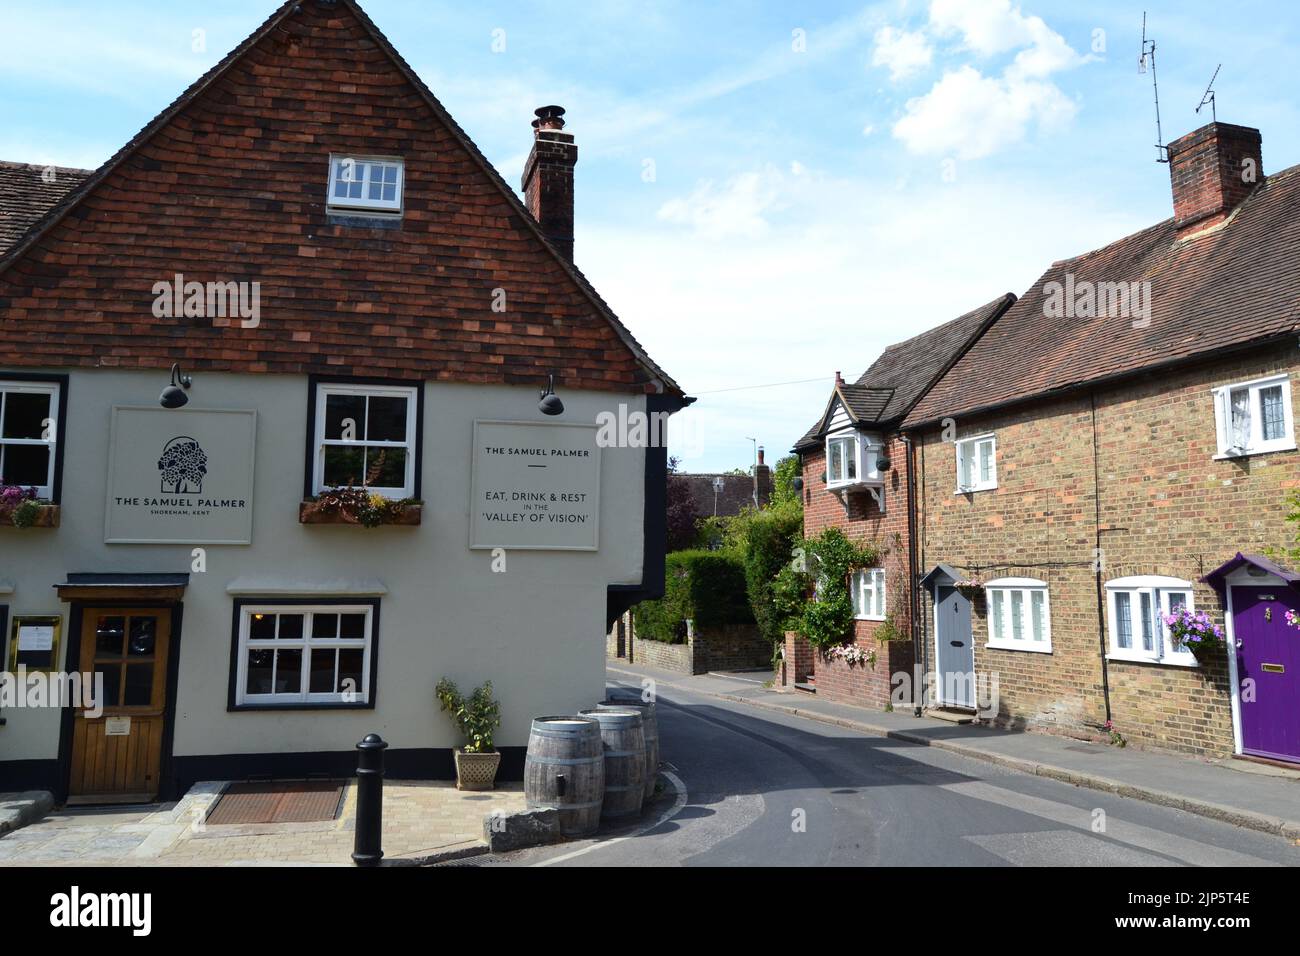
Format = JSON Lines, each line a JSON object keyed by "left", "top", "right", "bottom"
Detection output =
{"left": 798, "top": 527, "right": 880, "bottom": 648}
{"left": 635, "top": 549, "right": 753, "bottom": 642}
{"left": 435, "top": 677, "right": 501, "bottom": 753}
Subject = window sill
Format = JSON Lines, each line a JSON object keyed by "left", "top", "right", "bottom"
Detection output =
{"left": 1214, "top": 443, "right": 1297, "bottom": 460}
{"left": 299, "top": 499, "right": 422, "bottom": 527}
{"left": 0, "top": 503, "right": 60, "bottom": 529}
{"left": 855, "top": 614, "right": 886, "bottom": 622}
{"left": 955, "top": 485, "right": 997, "bottom": 495}
{"left": 1106, "top": 652, "right": 1198, "bottom": 668}
{"left": 985, "top": 640, "right": 1051, "bottom": 654}
{"left": 230, "top": 700, "right": 374, "bottom": 712}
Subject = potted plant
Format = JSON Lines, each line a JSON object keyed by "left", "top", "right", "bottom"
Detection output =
{"left": 299, "top": 483, "right": 422, "bottom": 527}
{"left": 435, "top": 677, "right": 502, "bottom": 790}
{"left": 0, "top": 485, "right": 56, "bottom": 528}
{"left": 1164, "top": 605, "right": 1227, "bottom": 667}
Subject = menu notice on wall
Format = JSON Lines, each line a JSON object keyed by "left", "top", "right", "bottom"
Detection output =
{"left": 470, "top": 420, "right": 601, "bottom": 551}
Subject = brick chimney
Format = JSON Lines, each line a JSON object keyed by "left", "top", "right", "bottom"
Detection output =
{"left": 834, "top": 371, "right": 844, "bottom": 386}
{"left": 522, "top": 105, "right": 577, "bottom": 261}
{"left": 1167, "top": 122, "right": 1263, "bottom": 235}
{"left": 755, "top": 446, "right": 771, "bottom": 507}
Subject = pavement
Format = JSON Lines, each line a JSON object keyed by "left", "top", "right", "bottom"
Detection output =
{"left": 0, "top": 780, "right": 525, "bottom": 867}
{"left": 609, "top": 661, "right": 1300, "bottom": 841}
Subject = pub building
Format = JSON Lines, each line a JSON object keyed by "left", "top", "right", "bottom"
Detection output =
{"left": 0, "top": 0, "right": 683, "bottom": 802}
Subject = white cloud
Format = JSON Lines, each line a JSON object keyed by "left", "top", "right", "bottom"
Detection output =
{"left": 889, "top": 0, "right": 1086, "bottom": 159}
{"left": 871, "top": 26, "right": 933, "bottom": 82}
{"left": 656, "top": 166, "right": 790, "bottom": 241}
{"left": 892, "top": 65, "right": 1076, "bottom": 159}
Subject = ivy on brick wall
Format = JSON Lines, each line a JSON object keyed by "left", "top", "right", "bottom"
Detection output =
{"left": 792, "top": 527, "right": 881, "bottom": 649}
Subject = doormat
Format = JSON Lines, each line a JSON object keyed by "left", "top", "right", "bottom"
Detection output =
{"left": 205, "top": 780, "right": 345, "bottom": 825}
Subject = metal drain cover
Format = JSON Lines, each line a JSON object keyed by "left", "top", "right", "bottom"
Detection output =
{"left": 206, "top": 780, "right": 344, "bottom": 825}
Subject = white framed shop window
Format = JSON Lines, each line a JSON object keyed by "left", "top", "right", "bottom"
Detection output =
{"left": 233, "top": 603, "right": 376, "bottom": 707}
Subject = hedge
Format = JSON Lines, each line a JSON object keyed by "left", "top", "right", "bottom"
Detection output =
{"left": 634, "top": 549, "right": 754, "bottom": 643}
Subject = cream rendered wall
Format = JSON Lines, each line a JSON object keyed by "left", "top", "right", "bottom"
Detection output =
{"left": 0, "top": 369, "right": 648, "bottom": 763}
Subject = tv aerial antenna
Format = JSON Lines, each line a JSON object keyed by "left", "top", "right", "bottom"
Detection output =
{"left": 1138, "top": 13, "right": 1168, "bottom": 163}
{"left": 1196, "top": 63, "right": 1222, "bottom": 121}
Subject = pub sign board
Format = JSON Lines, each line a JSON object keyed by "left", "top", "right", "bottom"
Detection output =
{"left": 470, "top": 420, "right": 600, "bottom": 551}
{"left": 105, "top": 406, "right": 257, "bottom": 545}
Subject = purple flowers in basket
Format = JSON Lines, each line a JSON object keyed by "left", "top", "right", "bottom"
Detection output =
{"left": 0, "top": 484, "right": 38, "bottom": 509}
{"left": 1162, "top": 605, "right": 1224, "bottom": 648}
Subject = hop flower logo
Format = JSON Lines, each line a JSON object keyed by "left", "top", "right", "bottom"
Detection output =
{"left": 157, "top": 436, "right": 208, "bottom": 494}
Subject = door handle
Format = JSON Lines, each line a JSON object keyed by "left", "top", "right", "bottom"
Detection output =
{"left": 1235, "top": 639, "right": 1243, "bottom": 649}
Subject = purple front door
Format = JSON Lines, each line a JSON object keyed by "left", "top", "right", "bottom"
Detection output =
{"left": 1233, "top": 585, "right": 1300, "bottom": 763}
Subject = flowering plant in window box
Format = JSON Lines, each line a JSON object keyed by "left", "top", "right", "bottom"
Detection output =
{"left": 0, "top": 485, "right": 58, "bottom": 529}
{"left": 823, "top": 642, "right": 877, "bottom": 669}
{"left": 1164, "top": 606, "right": 1226, "bottom": 666}
{"left": 299, "top": 485, "right": 422, "bottom": 527}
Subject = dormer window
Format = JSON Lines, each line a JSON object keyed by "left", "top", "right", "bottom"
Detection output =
{"left": 327, "top": 155, "right": 404, "bottom": 215}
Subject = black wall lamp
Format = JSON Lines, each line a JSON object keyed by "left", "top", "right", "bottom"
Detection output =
{"left": 160, "top": 363, "right": 192, "bottom": 409}
{"left": 538, "top": 373, "right": 564, "bottom": 416}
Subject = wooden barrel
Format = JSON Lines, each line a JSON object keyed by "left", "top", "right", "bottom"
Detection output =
{"left": 595, "top": 699, "right": 658, "bottom": 803}
{"left": 524, "top": 716, "right": 605, "bottom": 837}
{"left": 578, "top": 708, "right": 645, "bottom": 820}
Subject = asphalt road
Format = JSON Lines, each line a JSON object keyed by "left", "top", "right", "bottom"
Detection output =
{"left": 493, "top": 674, "right": 1300, "bottom": 867}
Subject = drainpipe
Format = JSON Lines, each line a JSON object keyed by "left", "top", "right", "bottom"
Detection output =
{"left": 1090, "top": 391, "right": 1113, "bottom": 724}
{"left": 901, "top": 432, "right": 923, "bottom": 717}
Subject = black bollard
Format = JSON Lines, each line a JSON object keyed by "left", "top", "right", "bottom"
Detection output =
{"left": 352, "top": 733, "right": 388, "bottom": 867}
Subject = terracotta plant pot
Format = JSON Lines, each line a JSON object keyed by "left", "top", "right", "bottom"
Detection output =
{"left": 454, "top": 749, "right": 501, "bottom": 791}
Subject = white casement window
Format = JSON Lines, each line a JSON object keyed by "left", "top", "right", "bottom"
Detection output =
{"left": 313, "top": 383, "right": 418, "bottom": 498}
{"left": 851, "top": 568, "right": 887, "bottom": 621}
{"left": 955, "top": 434, "right": 997, "bottom": 492}
{"left": 0, "top": 379, "right": 59, "bottom": 499}
{"left": 235, "top": 604, "right": 374, "bottom": 706}
{"left": 826, "top": 431, "right": 860, "bottom": 487}
{"left": 327, "top": 155, "right": 404, "bottom": 214}
{"left": 1213, "top": 374, "right": 1294, "bottom": 458}
{"left": 1105, "top": 576, "right": 1197, "bottom": 666}
{"left": 985, "top": 578, "right": 1051, "bottom": 652}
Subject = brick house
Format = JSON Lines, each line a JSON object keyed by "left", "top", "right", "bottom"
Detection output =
{"left": 674, "top": 449, "right": 772, "bottom": 521}
{"left": 903, "top": 121, "right": 1300, "bottom": 763}
{"left": 0, "top": 0, "right": 683, "bottom": 802}
{"left": 790, "top": 295, "right": 1014, "bottom": 708}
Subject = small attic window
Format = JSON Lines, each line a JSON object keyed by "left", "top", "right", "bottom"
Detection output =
{"left": 327, "top": 155, "right": 404, "bottom": 215}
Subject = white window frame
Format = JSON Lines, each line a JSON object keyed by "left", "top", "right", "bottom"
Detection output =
{"left": 825, "top": 430, "right": 861, "bottom": 488}
{"left": 312, "top": 382, "right": 418, "bottom": 498}
{"left": 851, "top": 567, "right": 887, "bottom": 621}
{"left": 984, "top": 577, "right": 1051, "bottom": 653}
{"left": 1104, "top": 575, "right": 1197, "bottom": 667}
{"left": 235, "top": 603, "right": 374, "bottom": 706}
{"left": 955, "top": 434, "right": 997, "bottom": 493}
{"left": 1213, "top": 374, "right": 1295, "bottom": 458}
{"left": 0, "top": 379, "right": 60, "bottom": 499}
{"left": 326, "top": 154, "right": 405, "bottom": 215}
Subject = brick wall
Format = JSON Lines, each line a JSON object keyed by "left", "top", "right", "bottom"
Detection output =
{"left": 631, "top": 636, "right": 694, "bottom": 674}
{"left": 914, "top": 343, "right": 1300, "bottom": 757}
{"left": 625, "top": 623, "right": 769, "bottom": 675}
{"left": 799, "top": 431, "right": 917, "bottom": 709}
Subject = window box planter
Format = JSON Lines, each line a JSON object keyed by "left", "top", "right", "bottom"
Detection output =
{"left": 299, "top": 491, "right": 422, "bottom": 528}
{"left": 0, "top": 502, "right": 59, "bottom": 529}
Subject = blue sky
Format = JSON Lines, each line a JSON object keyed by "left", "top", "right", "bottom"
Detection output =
{"left": 3, "top": 0, "right": 1298, "bottom": 472}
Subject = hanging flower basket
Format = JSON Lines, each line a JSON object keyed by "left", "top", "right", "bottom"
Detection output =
{"left": 1165, "top": 606, "right": 1227, "bottom": 667}
{"left": 953, "top": 577, "right": 984, "bottom": 598}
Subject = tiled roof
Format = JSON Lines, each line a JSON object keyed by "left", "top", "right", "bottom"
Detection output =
{"left": 0, "top": 0, "right": 679, "bottom": 395}
{"left": 905, "top": 164, "right": 1300, "bottom": 428}
{"left": 672, "top": 473, "right": 763, "bottom": 517}
{"left": 794, "top": 294, "right": 1013, "bottom": 449}
{"left": 0, "top": 162, "right": 90, "bottom": 254}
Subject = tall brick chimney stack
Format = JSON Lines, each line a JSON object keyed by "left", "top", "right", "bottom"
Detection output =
{"left": 755, "top": 446, "right": 771, "bottom": 507}
{"left": 834, "top": 371, "right": 844, "bottom": 386}
{"left": 1167, "top": 122, "right": 1262, "bottom": 235}
{"left": 523, "top": 105, "right": 577, "bottom": 261}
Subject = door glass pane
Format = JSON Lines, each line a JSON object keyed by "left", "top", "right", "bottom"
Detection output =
{"left": 1115, "top": 593, "right": 1132, "bottom": 649}
{"left": 2, "top": 390, "right": 51, "bottom": 438}
{"left": 1, "top": 443, "right": 50, "bottom": 486}
{"left": 275, "top": 649, "right": 303, "bottom": 694}
{"left": 94, "top": 664, "right": 121, "bottom": 707}
{"left": 95, "top": 617, "right": 126, "bottom": 657}
{"left": 338, "top": 649, "right": 364, "bottom": 697}
{"left": 310, "top": 649, "right": 337, "bottom": 694}
{"left": 277, "top": 614, "right": 304, "bottom": 641}
{"left": 246, "top": 650, "right": 273, "bottom": 695}
{"left": 990, "top": 591, "right": 1004, "bottom": 640}
{"left": 128, "top": 617, "right": 157, "bottom": 656}
{"left": 1259, "top": 385, "right": 1285, "bottom": 441}
{"left": 123, "top": 664, "right": 153, "bottom": 706}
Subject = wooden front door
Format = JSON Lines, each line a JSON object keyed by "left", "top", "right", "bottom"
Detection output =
{"left": 68, "top": 609, "right": 171, "bottom": 802}
{"left": 1234, "top": 586, "right": 1300, "bottom": 764}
